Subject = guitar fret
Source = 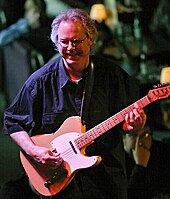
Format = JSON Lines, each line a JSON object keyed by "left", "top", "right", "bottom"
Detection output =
{"left": 101, "top": 122, "right": 108, "bottom": 131}
{"left": 110, "top": 117, "right": 119, "bottom": 125}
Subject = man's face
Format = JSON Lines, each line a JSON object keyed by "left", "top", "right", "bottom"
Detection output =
{"left": 57, "top": 20, "right": 93, "bottom": 72}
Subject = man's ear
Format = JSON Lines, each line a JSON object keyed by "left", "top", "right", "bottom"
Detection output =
{"left": 89, "top": 37, "right": 96, "bottom": 50}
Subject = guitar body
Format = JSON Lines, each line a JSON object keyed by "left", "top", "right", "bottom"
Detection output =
{"left": 20, "top": 116, "right": 101, "bottom": 196}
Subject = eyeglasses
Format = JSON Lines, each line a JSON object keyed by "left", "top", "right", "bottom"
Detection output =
{"left": 58, "top": 36, "right": 87, "bottom": 48}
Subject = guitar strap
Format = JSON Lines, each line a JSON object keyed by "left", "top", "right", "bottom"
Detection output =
{"left": 80, "top": 60, "right": 94, "bottom": 127}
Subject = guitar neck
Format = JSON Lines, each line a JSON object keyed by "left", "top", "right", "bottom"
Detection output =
{"left": 74, "top": 95, "right": 151, "bottom": 149}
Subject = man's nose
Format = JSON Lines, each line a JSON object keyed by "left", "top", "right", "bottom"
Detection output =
{"left": 67, "top": 41, "right": 75, "bottom": 50}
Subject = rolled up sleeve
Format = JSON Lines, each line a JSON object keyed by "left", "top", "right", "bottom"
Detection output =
{"left": 3, "top": 82, "right": 36, "bottom": 135}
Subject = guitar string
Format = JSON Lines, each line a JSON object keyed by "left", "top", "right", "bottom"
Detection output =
{"left": 53, "top": 142, "right": 78, "bottom": 160}
{"left": 52, "top": 133, "right": 93, "bottom": 159}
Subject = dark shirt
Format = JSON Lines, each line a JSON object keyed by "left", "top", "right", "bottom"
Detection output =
{"left": 4, "top": 55, "right": 139, "bottom": 199}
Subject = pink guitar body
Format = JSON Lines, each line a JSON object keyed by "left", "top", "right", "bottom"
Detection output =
{"left": 20, "top": 116, "right": 101, "bottom": 196}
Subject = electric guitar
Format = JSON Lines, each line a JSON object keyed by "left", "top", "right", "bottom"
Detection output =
{"left": 20, "top": 85, "right": 170, "bottom": 196}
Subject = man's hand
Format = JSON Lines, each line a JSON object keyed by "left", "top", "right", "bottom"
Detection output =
{"left": 123, "top": 103, "right": 146, "bottom": 133}
{"left": 31, "top": 145, "right": 63, "bottom": 169}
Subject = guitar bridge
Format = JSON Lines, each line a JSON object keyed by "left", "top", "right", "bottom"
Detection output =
{"left": 44, "top": 164, "right": 68, "bottom": 189}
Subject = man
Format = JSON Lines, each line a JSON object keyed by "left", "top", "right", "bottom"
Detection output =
{"left": 2, "top": 8, "right": 146, "bottom": 199}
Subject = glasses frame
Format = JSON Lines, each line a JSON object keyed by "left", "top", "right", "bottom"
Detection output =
{"left": 58, "top": 36, "right": 87, "bottom": 48}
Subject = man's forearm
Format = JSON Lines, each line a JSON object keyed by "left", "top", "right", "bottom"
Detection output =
{"left": 10, "top": 131, "right": 37, "bottom": 156}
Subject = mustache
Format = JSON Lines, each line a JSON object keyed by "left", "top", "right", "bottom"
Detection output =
{"left": 66, "top": 49, "right": 81, "bottom": 56}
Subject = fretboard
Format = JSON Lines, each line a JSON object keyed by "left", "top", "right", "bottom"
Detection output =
{"left": 74, "top": 95, "right": 151, "bottom": 149}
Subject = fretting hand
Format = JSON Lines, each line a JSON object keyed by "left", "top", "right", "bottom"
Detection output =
{"left": 123, "top": 103, "right": 147, "bottom": 133}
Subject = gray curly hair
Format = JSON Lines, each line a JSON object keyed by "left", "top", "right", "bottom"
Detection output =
{"left": 50, "top": 8, "right": 97, "bottom": 51}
